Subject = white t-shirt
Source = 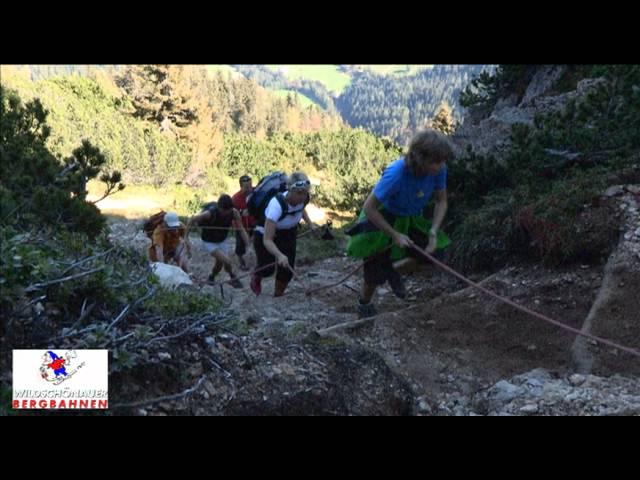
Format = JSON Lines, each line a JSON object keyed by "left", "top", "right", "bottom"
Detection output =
{"left": 255, "top": 192, "right": 305, "bottom": 233}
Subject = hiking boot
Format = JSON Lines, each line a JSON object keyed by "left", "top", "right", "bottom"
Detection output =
{"left": 274, "top": 279, "right": 288, "bottom": 297}
{"left": 250, "top": 274, "right": 262, "bottom": 296}
{"left": 357, "top": 300, "right": 377, "bottom": 319}
{"left": 387, "top": 269, "right": 407, "bottom": 299}
{"left": 229, "top": 276, "right": 243, "bottom": 289}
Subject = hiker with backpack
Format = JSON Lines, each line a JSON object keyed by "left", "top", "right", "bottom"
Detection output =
{"left": 186, "top": 194, "right": 249, "bottom": 288}
{"left": 249, "top": 171, "right": 317, "bottom": 297}
{"left": 146, "top": 211, "right": 190, "bottom": 273}
{"left": 232, "top": 174, "right": 256, "bottom": 271}
{"left": 346, "top": 129, "right": 454, "bottom": 318}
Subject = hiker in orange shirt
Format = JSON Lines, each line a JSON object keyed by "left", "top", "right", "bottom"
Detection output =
{"left": 148, "top": 211, "right": 190, "bottom": 273}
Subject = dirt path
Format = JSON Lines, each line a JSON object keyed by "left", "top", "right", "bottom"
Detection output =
{"left": 107, "top": 206, "right": 640, "bottom": 415}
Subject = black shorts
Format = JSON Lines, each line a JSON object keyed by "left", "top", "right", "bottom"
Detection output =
{"left": 363, "top": 228, "right": 432, "bottom": 286}
{"left": 253, "top": 228, "right": 297, "bottom": 283}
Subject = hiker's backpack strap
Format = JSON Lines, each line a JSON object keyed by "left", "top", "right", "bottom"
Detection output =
{"left": 275, "top": 193, "right": 289, "bottom": 222}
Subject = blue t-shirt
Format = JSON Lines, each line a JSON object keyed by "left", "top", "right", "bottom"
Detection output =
{"left": 373, "top": 158, "right": 447, "bottom": 216}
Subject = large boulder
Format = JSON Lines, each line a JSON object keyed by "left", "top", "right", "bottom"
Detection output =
{"left": 453, "top": 66, "right": 608, "bottom": 158}
{"left": 150, "top": 262, "right": 193, "bottom": 289}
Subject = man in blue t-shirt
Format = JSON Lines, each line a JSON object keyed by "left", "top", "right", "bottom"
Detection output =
{"left": 346, "top": 129, "right": 454, "bottom": 318}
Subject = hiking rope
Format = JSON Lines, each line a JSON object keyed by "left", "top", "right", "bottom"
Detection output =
{"left": 193, "top": 230, "right": 640, "bottom": 359}
{"left": 300, "top": 244, "right": 640, "bottom": 358}
{"left": 409, "top": 245, "right": 640, "bottom": 359}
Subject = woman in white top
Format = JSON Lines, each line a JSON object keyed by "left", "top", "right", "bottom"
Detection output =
{"left": 251, "top": 172, "right": 317, "bottom": 297}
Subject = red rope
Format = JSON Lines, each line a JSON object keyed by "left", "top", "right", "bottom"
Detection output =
{"left": 410, "top": 246, "right": 640, "bottom": 359}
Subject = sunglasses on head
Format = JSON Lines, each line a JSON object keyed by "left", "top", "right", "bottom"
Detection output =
{"left": 292, "top": 180, "right": 310, "bottom": 189}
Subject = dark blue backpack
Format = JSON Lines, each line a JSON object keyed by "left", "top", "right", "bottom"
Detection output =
{"left": 246, "top": 172, "right": 289, "bottom": 222}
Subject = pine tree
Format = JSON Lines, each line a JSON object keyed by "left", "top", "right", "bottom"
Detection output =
{"left": 430, "top": 101, "right": 456, "bottom": 135}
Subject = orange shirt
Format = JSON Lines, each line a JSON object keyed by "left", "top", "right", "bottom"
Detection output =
{"left": 152, "top": 222, "right": 186, "bottom": 253}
